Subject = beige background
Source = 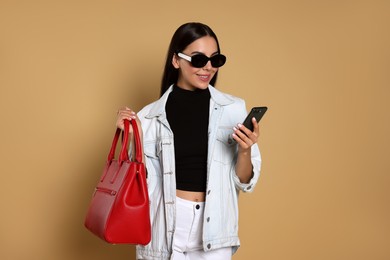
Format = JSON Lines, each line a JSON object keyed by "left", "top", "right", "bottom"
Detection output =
{"left": 0, "top": 1, "right": 389, "bottom": 259}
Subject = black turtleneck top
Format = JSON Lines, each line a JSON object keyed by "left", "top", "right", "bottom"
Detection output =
{"left": 165, "top": 85, "right": 210, "bottom": 192}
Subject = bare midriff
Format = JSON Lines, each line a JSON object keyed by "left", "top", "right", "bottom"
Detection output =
{"left": 176, "top": 189, "right": 205, "bottom": 202}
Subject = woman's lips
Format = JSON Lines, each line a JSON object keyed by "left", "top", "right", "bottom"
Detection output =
{"left": 197, "top": 74, "right": 210, "bottom": 82}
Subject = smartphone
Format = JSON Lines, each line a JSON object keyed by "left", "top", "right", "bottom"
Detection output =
{"left": 242, "top": 106, "right": 268, "bottom": 131}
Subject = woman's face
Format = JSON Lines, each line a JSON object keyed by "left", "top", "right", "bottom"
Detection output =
{"left": 172, "top": 36, "right": 219, "bottom": 91}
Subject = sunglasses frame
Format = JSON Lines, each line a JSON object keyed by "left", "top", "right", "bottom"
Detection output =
{"left": 177, "top": 52, "right": 226, "bottom": 68}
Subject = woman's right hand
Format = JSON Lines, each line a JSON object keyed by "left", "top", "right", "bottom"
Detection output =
{"left": 116, "top": 107, "right": 139, "bottom": 133}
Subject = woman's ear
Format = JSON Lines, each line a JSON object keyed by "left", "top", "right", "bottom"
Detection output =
{"left": 172, "top": 53, "right": 180, "bottom": 69}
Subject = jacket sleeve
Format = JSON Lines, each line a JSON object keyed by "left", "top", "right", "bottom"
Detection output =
{"left": 232, "top": 143, "right": 261, "bottom": 192}
{"left": 231, "top": 99, "right": 262, "bottom": 193}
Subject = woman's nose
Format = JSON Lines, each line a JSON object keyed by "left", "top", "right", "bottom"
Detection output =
{"left": 202, "top": 60, "right": 212, "bottom": 70}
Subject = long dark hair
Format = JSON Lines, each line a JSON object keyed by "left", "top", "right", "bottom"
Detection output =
{"left": 160, "top": 22, "right": 222, "bottom": 96}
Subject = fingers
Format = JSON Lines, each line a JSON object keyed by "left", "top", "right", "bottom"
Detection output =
{"left": 232, "top": 117, "right": 259, "bottom": 149}
{"left": 232, "top": 126, "right": 253, "bottom": 149}
{"left": 116, "top": 107, "right": 138, "bottom": 131}
{"left": 117, "top": 107, "right": 137, "bottom": 119}
{"left": 251, "top": 117, "right": 260, "bottom": 136}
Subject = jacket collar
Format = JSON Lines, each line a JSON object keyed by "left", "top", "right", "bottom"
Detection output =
{"left": 145, "top": 84, "right": 234, "bottom": 119}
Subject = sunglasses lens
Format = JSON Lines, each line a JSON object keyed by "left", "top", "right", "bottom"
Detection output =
{"left": 191, "top": 54, "right": 209, "bottom": 68}
{"left": 211, "top": 54, "right": 226, "bottom": 68}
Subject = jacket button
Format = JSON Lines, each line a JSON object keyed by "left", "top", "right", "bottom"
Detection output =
{"left": 207, "top": 217, "right": 210, "bottom": 222}
{"left": 195, "top": 204, "right": 200, "bottom": 210}
{"left": 207, "top": 190, "right": 211, "bottom": 195}
{"left": 207, "top": 243, "right": 211, "bottom": 249}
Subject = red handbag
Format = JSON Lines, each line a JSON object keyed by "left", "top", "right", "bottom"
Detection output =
{"left": 84, "top": 119, "right": 151, "bottom": 245}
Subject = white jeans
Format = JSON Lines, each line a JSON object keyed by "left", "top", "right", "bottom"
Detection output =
{"left": 171, "top": 197, "right": 232, "bottom": 260}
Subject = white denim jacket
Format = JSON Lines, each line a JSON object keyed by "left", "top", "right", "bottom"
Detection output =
{"left": 136, "top": 85, "right": 261, "bottom": 260}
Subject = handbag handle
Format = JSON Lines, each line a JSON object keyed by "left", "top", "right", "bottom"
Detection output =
{"left": 107, "top": 119, "right": 143, "bottom": 164}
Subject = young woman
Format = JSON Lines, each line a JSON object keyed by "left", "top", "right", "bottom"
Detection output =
{"left": 116, "top": 22, "right": 262, "bottom": 260}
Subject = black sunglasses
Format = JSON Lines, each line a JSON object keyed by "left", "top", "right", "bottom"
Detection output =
{"left": 177, "top": 52, "right": 226, "bottom": 68}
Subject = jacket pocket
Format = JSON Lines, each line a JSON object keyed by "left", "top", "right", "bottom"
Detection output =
{"left": 143, "top": 139, "right": 161, "bottom": 158}
{"left": 143, "top": 140, "right": 162, "bottom": 178}
{"left": 214, "top": 127, "right": 237, "bottom": 165}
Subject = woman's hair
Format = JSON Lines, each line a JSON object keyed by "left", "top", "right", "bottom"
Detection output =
{"left": 160, "top": 22, "right": 222, "bottom": 96}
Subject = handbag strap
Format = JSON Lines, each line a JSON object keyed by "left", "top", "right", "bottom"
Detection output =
{"left": 107, "top": 119, "right": 143, "bottom": 164}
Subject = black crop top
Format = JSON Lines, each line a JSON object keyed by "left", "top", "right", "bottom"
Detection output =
{"left": 165, "top": 85, "right": 210, "bottom": 192}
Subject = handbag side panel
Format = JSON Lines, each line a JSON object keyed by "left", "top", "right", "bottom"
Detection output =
{"left": 84, "top": 161, "right": 122, "bottom": 241}
{"left": 105, "top": 162, "right": 151, "bottom": 245}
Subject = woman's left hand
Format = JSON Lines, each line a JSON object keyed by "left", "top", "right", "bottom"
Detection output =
{"left": 232, "top": 117, "right": 259, "bottom": 152}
